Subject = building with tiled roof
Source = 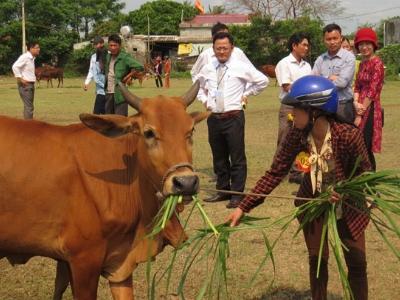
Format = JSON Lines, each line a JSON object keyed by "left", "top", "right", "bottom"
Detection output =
{"left": 178, "top": 14, "right": 250, "bottom": 57}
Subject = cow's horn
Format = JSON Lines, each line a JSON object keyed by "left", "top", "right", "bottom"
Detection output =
{"left": 181, "top": 80, "right": 200, "bottom": 107}
{"left": 117, "top": 82, "right": 142, "bottom": 111}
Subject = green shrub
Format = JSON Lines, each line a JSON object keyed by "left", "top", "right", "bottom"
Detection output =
{"left": 170, "top": 71, "right": 191, "bottom": 79}
{"left": 65, "top": 44, "right": 94, "bottom": 75}
{"left": 377, "top": 44, "right": 400, "bottom": 78}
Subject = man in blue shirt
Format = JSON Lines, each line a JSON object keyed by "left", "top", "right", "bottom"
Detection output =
{"left": 84, "top": 36, "right": 106, "bottom": 114}
{"left": 313, "top": 24, "right": 355, "bottom": 123}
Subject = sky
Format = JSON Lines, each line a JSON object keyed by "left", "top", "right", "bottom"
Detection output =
{"left": 122, "top": 0, "right": 400, "bottom": 34}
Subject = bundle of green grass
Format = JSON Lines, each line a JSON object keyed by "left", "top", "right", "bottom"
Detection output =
{"left": 147, "top": 168, "right": 400, "bottom": 299}
{"left": 147, "top": 195, "right": 276, "bottom": 299}
{"left": 278, "top": 168, "right": 400, "bottom": 299}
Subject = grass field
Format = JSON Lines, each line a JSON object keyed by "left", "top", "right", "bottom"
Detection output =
{"left": 0, "top": 76, "right": 399, "bottom": 299}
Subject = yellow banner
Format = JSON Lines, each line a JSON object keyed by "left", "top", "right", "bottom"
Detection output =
{"left": 178, "top": 43, "right": 193, "bottom": 55}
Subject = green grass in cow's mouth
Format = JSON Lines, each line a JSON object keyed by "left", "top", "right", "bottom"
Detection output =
{"left": 148, "top": 194, "right": 219, "bottom": 239}
{"left": 147, "top": 195, "right": 277, "bottom": 299}
{"left": 148, "top": 195, "right": 183, "bottom": 238}
{"left": 147, "top": 168, "right": 400, "bottom": 300}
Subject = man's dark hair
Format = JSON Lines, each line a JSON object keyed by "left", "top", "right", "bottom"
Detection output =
{"left": 213, "top": 31, "right": 234, "bottom": 45}
{"left": 342, "top": 36, "right": 350, "bottom": 44}
{"left": 287, "top": 32, "right": 310, "bottom": 51}
{"left": 92, "top": 36, "right": 104, "bottom": 45}
{"left": 27, "top": 41, "right": 39, "bottom": 50}
{"left": 323, "top": 23, "right": 342, "bottom": 35}
{"left": 108, "top": 34, "right": 122, "bottom": 45}
{"left": 96, "top": 48, "right": 106, "bottom": 74}
{"left": 211, "top": 22, "right": 229, "bottom": 37}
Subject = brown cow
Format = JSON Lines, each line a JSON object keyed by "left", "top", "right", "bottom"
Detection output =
{"left": 0, "top": 81, "right": 208, "bottom": 299}
{"left": 125, "top": 63, "right": 154, "bottom": 87}
{"left": 36, "top": 65, "right": 64, "bottom": 88}
{"left": 259, "top": 64, "right": 277, "bottom": 86}
{"left": 132, "top": 70, "right": 150, "bottom": 87}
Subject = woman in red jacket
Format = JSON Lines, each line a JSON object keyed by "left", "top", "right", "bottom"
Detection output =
{"left": 353, "top": 28, "right": 384, "bottom": 171}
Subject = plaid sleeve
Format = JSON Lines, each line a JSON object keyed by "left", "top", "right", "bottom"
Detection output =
{"left": 348, "top": 127, "right": 372, "bottom": 175}
{"left": 340, "top": 125, "right": 372, "bottom": 240}
{"left": 239, "top": 128, "right": 306, "bottom": 213}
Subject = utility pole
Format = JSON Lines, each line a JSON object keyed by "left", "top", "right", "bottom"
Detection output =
{"left": 147, "top": 15, "right": 150, "bottom": 64}
{"left": 21, "top": 0, "right": 26, "bottom": 53}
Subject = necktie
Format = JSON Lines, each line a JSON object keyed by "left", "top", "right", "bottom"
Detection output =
{"left": 216, "top": 64, "right": 226, "bottom": 112}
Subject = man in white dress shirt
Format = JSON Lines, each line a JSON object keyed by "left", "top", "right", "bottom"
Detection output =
{"left": 274, "top": 32, "right": 312, "bottom": 183}
{"left": 197, "top": 32, "right": 268, "bottom": 208}
{"left": 191, "top": 22, "right": 254, "bottom": 185}
{"left": 12, "top": 41, "right": 40, "bottom": 119}
{"left": 191, "top": 22, "right": 252, "bottom": 81}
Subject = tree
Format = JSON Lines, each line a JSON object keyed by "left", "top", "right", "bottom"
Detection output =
{"left": 0, "top": 0, "right": 126, "bottom": 74}
{"left": 0, "top": 0, "right": 20, "bottom": 73}
{"left": 230, "top": 17, "right": 273, "bottom": 66}
{"left": 207, "top": 5, "right": 226, "bottom": 14}
{"left": 90, "top": 13, "right": 127, "bottom": 38}
{"left": 230, "top": 15, "right": 325, "bottom": 66}
{"left": 227, "top": 0, "right": 343, "bottom": 20}
{"left": 65, "top": 0, "right": 125, "bottom": 39}
{"left": 125, "top": 0, "right": 198, "bottom": 35}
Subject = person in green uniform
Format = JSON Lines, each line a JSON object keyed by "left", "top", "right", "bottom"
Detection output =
{"left": 105, "top": 34, "right": 143, "bottom": 116}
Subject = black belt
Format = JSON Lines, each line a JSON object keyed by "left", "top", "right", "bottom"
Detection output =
{"left": 211, "top": 110, "right": 242, "bottom": 119}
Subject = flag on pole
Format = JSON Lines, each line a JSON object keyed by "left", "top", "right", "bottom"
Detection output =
{"left": 194, "top": 0, "right": 205, "bottom": 14}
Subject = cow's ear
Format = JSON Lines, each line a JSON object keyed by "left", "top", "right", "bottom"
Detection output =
{"left": 190, "top": 111, "right": 210, "bottom": 124}
{"left": 79, "top": 113, "right": 134, "bottom": 138}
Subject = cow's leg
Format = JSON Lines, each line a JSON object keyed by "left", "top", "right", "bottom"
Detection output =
{"left": 68, "top": 253, "right": 103, "bottom": 300}
{"left": 53, "top": 260, "right": 70, "bottom": 300}
{"left": 110, "top": 275, "right": 134, "bottom": 300}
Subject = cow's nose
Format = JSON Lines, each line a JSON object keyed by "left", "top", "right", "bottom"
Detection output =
{"left": 172, "top": 175, "right": 199, "bottom": 195}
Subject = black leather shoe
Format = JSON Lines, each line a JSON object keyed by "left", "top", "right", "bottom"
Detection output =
{"left": 226, "top": 199, "right": 241, "bottom": 209}
{"left": 203, "top": 193, "right": 231, "bottom": 202}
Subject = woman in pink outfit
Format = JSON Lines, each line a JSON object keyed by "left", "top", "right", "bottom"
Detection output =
{"left": 353, "top": 28, "right": 384, "bottom": 171}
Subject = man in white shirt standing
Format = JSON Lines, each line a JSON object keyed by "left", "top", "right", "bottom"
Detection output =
{"left": 192, "top": 22, "right": 255, "bottom": 184}
{"left": 84, "top": 36, "right": 106, "bottom": 114}
{"left": 275, "top": 32, "right": 312, "bottom": 183}
{"left": 197, "top": 32, "right": 268, "bottom": 208}
{"left": 191, "top": 22, "right": 252, "bottom": 81}
{"left": 12, "top": 41, "right": 40, "bottom": 119}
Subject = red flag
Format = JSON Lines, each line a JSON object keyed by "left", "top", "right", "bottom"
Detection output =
{"left": 195, "top": 0, "right": 205, "bottom": 14}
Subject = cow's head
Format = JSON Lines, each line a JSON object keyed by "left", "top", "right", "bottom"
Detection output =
{"left": 79, "top": 81, "right": 208, "bottom": 200}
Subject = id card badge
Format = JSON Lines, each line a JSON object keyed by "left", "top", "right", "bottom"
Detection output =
{"left": 210, "top": 90, "right": 218, "bottom": 98}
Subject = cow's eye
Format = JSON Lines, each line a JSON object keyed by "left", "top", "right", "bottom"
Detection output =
{"left": 186, "top": 128, "right": 194, "bottom": 143}
{"left": 144, "top": 129, "right": 156, "bottom": 139}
